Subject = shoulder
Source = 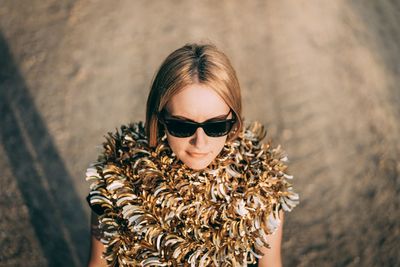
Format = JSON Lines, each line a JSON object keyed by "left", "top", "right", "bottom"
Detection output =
{"left": 105, "top": 121, "right": 147, "bottom": 145}
{"left": 238, "top": 120, "right": 287, "bottom": 159}
{"left": 85, "top": 121, "right": 150, "bottom": 215}
{"left": 231, "top": 120, "right": 269, "bottom": 152}
{"left": 231, "top": 120, "right": 299, "bottom": 212}
{"left": 239, "top": 120, "right": 267, "bottom": 143}
{"left": 96, "top": 121, "right": 149, "bottom": 162}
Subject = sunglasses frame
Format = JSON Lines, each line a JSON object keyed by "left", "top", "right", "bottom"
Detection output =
{"left": 159, "top": 110, "right": 237, "bottom": 138}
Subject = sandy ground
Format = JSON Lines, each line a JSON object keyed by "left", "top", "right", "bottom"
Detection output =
{"left": 0, "top": 0, "right": 399, "bottom": 266}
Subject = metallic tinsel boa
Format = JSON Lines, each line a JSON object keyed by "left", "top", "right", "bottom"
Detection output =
{"left": 86, "top": 121, "right": 299, "bottom": 267}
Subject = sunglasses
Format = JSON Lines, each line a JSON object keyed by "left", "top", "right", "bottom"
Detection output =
{"left": 159, "top": 110, "right": 236, "bottom": 138}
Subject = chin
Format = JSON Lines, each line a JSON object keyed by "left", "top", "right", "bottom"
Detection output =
{"left": 183, "top": 158, "right": 213, "bottom": 171}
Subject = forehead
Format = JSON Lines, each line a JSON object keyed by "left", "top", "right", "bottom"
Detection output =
{"left": 166, "top": 84, "right": 230, "bottom": 121}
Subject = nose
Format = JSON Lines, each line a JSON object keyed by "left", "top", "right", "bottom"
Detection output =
{"left": 190, "top": 127, "right": 208, "bottom": 148}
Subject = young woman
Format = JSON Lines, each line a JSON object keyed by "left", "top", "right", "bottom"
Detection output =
{"left": 86, "top": 43, "right": 298, "bottom": 267}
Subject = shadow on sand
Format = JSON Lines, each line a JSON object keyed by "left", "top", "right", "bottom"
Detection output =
{"left": 0, "top": 32, "right": 88, "bottom": 267}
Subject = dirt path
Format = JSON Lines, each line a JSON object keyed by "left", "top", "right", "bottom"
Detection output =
{"left": 0, "top": 1, "right": 399, "bottom": 266}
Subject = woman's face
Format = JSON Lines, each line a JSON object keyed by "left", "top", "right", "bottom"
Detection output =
{"left": 164, "top": 84, "right": 232, "bottom": 171}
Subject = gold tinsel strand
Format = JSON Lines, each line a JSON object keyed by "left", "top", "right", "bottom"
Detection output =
{"left": 86, "top": 121, "right": 299, "bottom": 267}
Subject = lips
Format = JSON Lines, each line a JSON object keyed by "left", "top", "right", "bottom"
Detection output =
{"left": 187, "top": 151, "right": 209, "bottom": 157}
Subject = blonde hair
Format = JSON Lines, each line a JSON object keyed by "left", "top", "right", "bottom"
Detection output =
{"left": 145, "top": 43, "right": 243, "bottom": 147}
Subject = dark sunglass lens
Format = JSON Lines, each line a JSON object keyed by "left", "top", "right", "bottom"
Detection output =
{"left": 166, "top": 120, "right": 197, "bottom": 137}
{"left": 203, "top": 121, "right": 233, "bottom": 137}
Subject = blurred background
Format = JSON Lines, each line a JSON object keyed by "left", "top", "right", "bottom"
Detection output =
{"left": 0, "top": 1, "right": 399, "bottom": 266}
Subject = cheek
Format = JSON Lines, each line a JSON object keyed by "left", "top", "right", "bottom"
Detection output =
{"left": 210, "top": 136, "right": 228, "bottom": 154}
{"left": 166, "top": 135, "right": 189, "bottom": 155}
